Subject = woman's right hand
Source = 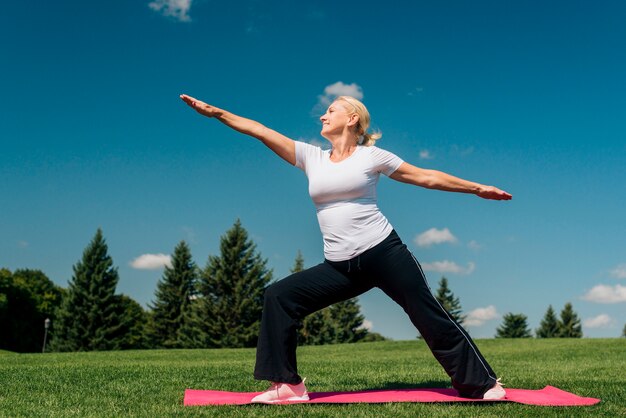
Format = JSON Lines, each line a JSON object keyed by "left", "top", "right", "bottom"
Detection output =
{"left": 180, "top": 94, "right": 222, "bottom": 118}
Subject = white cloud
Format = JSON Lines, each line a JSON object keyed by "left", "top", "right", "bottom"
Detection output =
{"left": 583, "top": 314, "right": 613, "bottom": 329}
{"left": 358, "top": 319, "right": 373, "bottom": 331}
{"left": 130, "top": 253, "right": 172, "bottom": 270}
{"left": 317, "top": 81, "right": 364, "bottom": 109}
{"left": 452, "top": 145, "right": 475, "bottom": 157}
{"left": 148, "top": 0, "right": 192, "bottom": 22}
{"left": 610, "top": 264, "right": 626, "bottom": 279}
{"left": 467, "top": 240, "right": 482, "bottom": 251}
{"left": 415, "top": 227, "right": 458, "bottom": 247}
{"left": 324, "top": 81, "right": 364, "bottom": 100}
{"left": 408, "top": 87, "right": 424, "bottom": 96}
{"left": 581, "top": 284, "right": 626, "bottom": 304}
{"left": 465, "top": 305, "right": 499, "bottom": 327}
{"left": 422, "top": 260, "right": 475, "bottom": 275}
{"left": 419, "top": 150, "right": 434, "bottom": 160}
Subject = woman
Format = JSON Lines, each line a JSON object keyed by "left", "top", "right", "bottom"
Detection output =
{"left": 180, "top": 93, "right": 511, "bottom": 403}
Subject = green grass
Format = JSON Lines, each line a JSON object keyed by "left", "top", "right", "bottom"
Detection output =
{"left": 1, "top": 339, "right": 624, "bottom": 417}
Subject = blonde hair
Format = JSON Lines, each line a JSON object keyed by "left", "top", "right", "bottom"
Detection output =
{"left": 336, "top": 96, "right": 382, "bottom": 146}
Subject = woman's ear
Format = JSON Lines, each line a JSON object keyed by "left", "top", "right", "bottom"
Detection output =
{"left": 347, "top": 113, "right": 360, "bottom": 128}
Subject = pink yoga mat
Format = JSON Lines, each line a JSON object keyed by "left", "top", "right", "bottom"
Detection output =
{"left": 184, "top": 385, "right": 600, "bottom": 407}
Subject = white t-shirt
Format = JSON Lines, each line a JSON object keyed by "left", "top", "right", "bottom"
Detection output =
{"left": 295, "top": 141, "right": 404, "bottom": 261}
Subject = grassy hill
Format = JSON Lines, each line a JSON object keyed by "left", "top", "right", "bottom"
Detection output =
{"left": 0, "top": 339, "right": 623, "bottom": 417}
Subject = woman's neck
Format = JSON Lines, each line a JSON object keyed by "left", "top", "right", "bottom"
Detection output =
{"left": 328, "top": 137, "right": 358, "bottom": 162}
{"left": 327, "top": 132, "right": 358, "bottom": 161}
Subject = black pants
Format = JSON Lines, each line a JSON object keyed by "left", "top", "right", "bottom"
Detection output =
{"left": 254, "top": 230, "right": 498, "bottom": 398}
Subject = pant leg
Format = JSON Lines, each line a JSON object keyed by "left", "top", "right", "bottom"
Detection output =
{"left": 254, "top": 262, "right": 373, "bottom": 384}
{"left": 361, "top": 230, "right": 498, "bottom": 398}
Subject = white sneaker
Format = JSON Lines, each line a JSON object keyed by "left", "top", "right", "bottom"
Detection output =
{"left": 250, "top": 378, "right": 309, "bottom": 404}
{"left": 483, "top": 378, "right": 506, "bottom": 400}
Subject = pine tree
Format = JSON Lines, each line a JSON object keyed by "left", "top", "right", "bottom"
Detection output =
{"left": 196, "top": 220, "right": 272, "bottom": 348}
{"left": 292, "top": 251, "right": 332, "bottom": 345}
{"left": 622, "top": 323, "right": 626, "bottom": 338}
{"left": 147, "top": 241, "right": 198, "bottom": 348}
{"left": 292, "top": 250, "right": 305, "bottom": 273}
{"left": 435, "top": 277, "right": 466, "bottom": 325}
{"left": 291, "top": 252, "right": 369, "bottom": 345}
{"left": 298, "top": 299, "right": 368, "bottom": 345}
{"left": 536, "top": 305, "right": 560, "bottom": 338}
{"left": 51, "top": 229, "right": 124, "bottom": 351}
{"left": 558, "top": 302, "right": 582, "bottom": 338}
{"left": 114, "top": 295, "right": 148, "bottom": 349}
{"left": 176, "top": 298, "right": 204, "bottom": 349}
{"left": 298, "top": 307, "right": 336, "bottom": 345}
{"left": 329, "top": 298, "right": 367, "bottom": 343}
{"left": 495, "top": 313, "right": 532, "bottom": 338}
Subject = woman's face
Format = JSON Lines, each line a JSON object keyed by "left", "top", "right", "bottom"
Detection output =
{"left": 320, "top": 101, "right": 353, "bottom": 138}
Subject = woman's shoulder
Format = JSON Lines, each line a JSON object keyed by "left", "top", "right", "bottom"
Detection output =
{"left": 296, "top": 140, "right": 329, "bottom": 155}
{"left": 362, "top": 144, "right": 404, "bottom": 171}
{"left": 363, "top": 144, "right": 394, "bottom": 156}
{"left": 295, "top": 140, "right": 329, "bottom": 169}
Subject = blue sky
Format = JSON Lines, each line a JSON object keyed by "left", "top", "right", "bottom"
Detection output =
{"left": 1, "top": 1, "right": 625, "bottom": 340}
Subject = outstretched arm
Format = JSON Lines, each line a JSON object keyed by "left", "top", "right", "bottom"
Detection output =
{"left": 180, "top": 94, "right": 296, "bottom": 165}
{"left": 390, "top": 162, "right": 512, "bottom": 200}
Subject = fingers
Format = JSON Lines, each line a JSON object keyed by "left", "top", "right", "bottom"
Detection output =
{"left": 179, "top": 93, "right": 218, "bottom": 118}
{"left": 180, "top": 94, "right": 197, "bottom": 107}
{"left": 494, "top": 187, "right": 512, "bottom": 200}
{"left": 478, "top": 186, "right": 512, "bottom": 200}
{"left": 492, "top": 189, "right": 512, "bottom": 200}
{"left": 180, "top": 94, "right": 203, "bottom": 110}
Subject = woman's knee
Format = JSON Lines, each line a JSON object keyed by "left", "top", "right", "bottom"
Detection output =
{"left": 263, "top": 277, "right": 301, "bottom": 308}
{"left": 263, "top": 280, "right": 285, "bottom": 302}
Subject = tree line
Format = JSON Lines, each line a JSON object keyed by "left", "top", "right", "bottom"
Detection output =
{"left": 435, "top": 277, "right": 597, "bottom": 338}
{"left": 0, "top": 220, "right": 384, "bottom": 353}
{"left": 3, "top": 225, "right": 625, "bottom": 353}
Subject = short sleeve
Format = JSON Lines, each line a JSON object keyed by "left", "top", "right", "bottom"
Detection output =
{"left": 370, "top": 146, "right": 404, "bottom": 176}
{"left": 295, "top": 141, "right": 323, "bottom": 172}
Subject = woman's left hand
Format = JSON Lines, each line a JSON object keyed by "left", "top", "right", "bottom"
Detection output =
{"left": 477, "top": 186, "right": 512, "bottom": 200}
